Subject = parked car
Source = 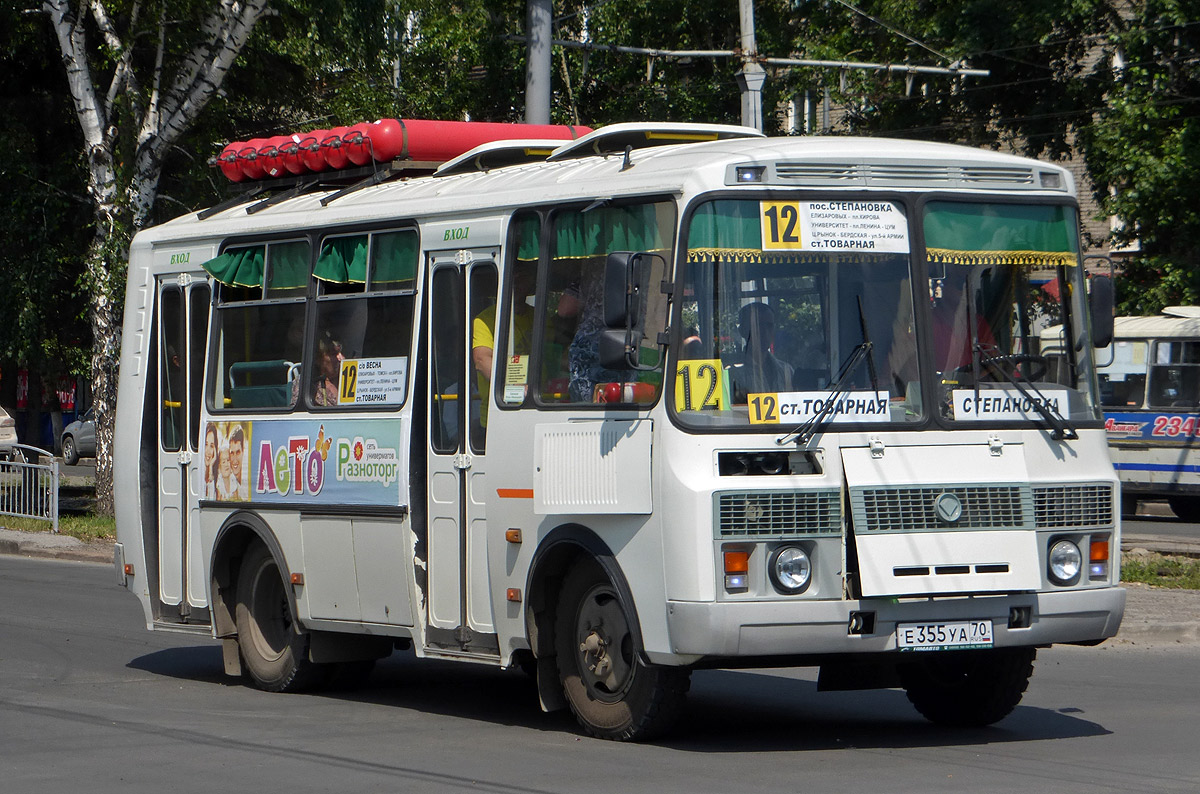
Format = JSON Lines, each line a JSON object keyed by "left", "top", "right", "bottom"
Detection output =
{"left": 0, "top": 405, "right": 17, "bottom": 460}
{"left": 61, "top": 407, "right": 96, "bottom": 465}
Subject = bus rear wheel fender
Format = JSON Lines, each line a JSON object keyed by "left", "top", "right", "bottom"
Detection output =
{"left": 899, "top": 646, "right": 1036, "bottom": 728}
{"left": 234, "top": 542, "right": 329, "bottom": 693}
{"left": 553, "top": 557, "right": 690, "bottom": 741}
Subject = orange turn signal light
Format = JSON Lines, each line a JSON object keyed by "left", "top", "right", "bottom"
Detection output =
{"left": 289, "top": 573, "right": 305, "bottom": 585}
{"left": 123, "top": 564, "right": 134, "bottom": 576}
{"left": 506, "top": 588, "right": 522, "bottom": 602}
{"left": 1090, "top": 538, "right": 1110, "bottom": 562}
{"left": 724, "top": 550, "right": 749, "bottom": 574}
{"left": 505, "top": 528, "right": 522, "bottom": 543}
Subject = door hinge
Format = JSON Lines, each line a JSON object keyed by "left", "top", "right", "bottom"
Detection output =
{"left": 178, "top": 449, "right": 194, "bottom": 465}
{"left": 988, "top": 435, "right": 1004, "bottom": 456}
{"left": 868, "top": 437, "right": 885, "bottom": 458}
{"left": 452, "top": 453, "right": 472, "bottom": 470}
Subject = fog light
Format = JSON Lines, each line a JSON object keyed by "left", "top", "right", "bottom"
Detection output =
{"left": 769, "top": 545, "right": 811, "bottom": 594}
{"left": 1048, "top": 539, "right": 1082, "bottom": 585}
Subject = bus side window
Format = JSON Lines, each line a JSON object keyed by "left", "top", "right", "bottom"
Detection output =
{"left": 309, "top": 230, "right": 417, "bottom": 410}
{"left": 211, "top": 241, "right": 309, "bottom": 411}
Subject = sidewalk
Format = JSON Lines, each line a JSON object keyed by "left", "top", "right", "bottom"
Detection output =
{"left": 0, "top": 527, "right": 113, "bottom": 563}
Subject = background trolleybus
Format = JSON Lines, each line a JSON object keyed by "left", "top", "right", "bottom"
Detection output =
{"left": 113, "top": 119, "right": 1124, "bottom": 741}
{"left": 1045, "top": 307, "right": 1200, "bottom": 520}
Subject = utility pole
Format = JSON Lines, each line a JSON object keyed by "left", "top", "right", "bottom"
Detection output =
{"left": 735, "top": 0, "right": 765, "bottom": 131}
{"left": 525, "top": 0, "right": 552, "bottom": 125}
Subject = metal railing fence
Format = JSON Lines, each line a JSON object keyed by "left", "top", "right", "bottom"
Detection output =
{"left": 0, "top": 444, "right": 59, "bottom": 533}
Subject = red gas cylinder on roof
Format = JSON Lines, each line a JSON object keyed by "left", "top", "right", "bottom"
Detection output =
{"left": 237, "top": 137, "right": 269, "bottom": 180}
{"left": 278, "top": 134, "right": 305, "bottom": 175}
{"left": 392, "top": 119, "right": 588, "bottom": 162}
{"left": 322, "top": 126, "right": 352, "bottom": 170}
{"left": 297, "top": 130, "right": 328, "bottom": 172}
{"left": 217, "top": 143, "right": 244, "bottom": 182}
{"left": 258, "top": 136, "right": 291, "bottom": 179}
{"left": 341, "top": 122, "right": 373, "bottom": 166}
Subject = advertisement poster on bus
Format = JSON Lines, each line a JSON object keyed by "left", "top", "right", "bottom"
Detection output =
{"left": 1104, "top": 411, "right": 1200, "bottom": 443}
{"left": 204, "top": 420, "right": 402, "bottom": 505}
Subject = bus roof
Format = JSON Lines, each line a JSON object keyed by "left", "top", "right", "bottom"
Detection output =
{"left": 134, "top": 132, "right": 1076, "bottom": 249}
{"left": 1043, "top": 311, "right": 1200, "bottom": 344}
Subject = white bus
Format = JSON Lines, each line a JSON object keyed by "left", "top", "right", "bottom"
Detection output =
{"left": 1045, "top": 308, "right": 1200, "bottom": 519}
{"left": 114, "top": 120, "right": 1124, "bottom": 741}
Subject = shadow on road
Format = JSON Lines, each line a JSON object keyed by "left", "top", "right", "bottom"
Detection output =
{"left": 126, "top": 645, "right": 1110, "bottom": 750}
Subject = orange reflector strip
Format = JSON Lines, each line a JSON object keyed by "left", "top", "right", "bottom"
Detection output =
{"left": 505, "top": 528, "right": 522, "bottom": 543}
{"left": 290, "top": 573, "right": 305, "bottom": 585}
{"left": 1090, "top": 538, "right": 1109, "bottom": 562}
{"left": 123, "top": 564, "right": 134, "bottom": 576}
{"left": 506, "top": 588, "right": 522, "bottom": 602}
{"left": 497, "top": 488, "right": 534, "bottom": 499}
{"left": 724, "top": 550, "right": 749, "bottom": 574}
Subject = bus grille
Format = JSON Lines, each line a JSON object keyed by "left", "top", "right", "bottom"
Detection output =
{"left": 716, "top": 490, "right": 841, "bottom": 538}
{"left": 854, "top": 486, "right": 1026, "bottom": 532}
{"left": 1032, "top": 483, "right": 1114, "bottom": 528}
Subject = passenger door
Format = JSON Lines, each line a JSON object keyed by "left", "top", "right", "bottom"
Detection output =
{"left": 156, "top": 277, "right": 211, "bottom": 617}
{"left": 425, "top": 253, "right": 499, "bottom": 654}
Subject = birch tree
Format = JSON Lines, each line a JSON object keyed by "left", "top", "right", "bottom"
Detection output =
{"left": 44, "top": 0, "right": 269, "bottom": 513}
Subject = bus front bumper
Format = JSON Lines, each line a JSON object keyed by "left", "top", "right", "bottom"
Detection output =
{"left": 663, "top": 587, "right": 1126, "bottom": 659}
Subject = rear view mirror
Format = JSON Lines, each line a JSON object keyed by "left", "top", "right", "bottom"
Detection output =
{"left": 1089, "top": 274, "right": 1114, "bottom": 348}
{"left": 600, "top": 251, "right": 663, "bottom": 370}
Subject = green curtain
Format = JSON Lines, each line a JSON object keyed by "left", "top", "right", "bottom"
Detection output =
{"left": 202, "top": 246, "right": 264, "bottom": 287}
{"left": 371, "top": 231, "right": 418, "bottom": 288}
{"left": 313, "top": 236, "right": 368, "bottom": 284}
{"left": 685, "top": 200, "right": 846, "bottom": 265}
{"left": 267, "top": 240, "right": 311, "bottom": 292}
{"left": 515, "top": 214, "right": 540, "bottom": 262}
{"left": 552, "top": 203, "right": 668, "bottom": 258}
{"left": 924, "top": 202, "right": 1078, "bottom": 267}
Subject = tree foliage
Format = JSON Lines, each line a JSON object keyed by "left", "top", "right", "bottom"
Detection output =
{"left": 1078, "top": 1, "right": 1200, "bottom": 314}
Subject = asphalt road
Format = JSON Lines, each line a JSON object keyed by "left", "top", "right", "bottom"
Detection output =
{"left": 1, "top": 556, "right": 1198, "bottom": 794}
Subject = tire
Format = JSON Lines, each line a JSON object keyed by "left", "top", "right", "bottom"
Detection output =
{"left": 62, "top": 435, "right": 79, "bottom": 466}
{"left": 1168, "top": 496, "right": 1200, "bottom": 522}
{"left": 235, "top": 544, "right": 328, "bottom": 692}
{"left": 554, "top": 558, "right": 690, "bottom": 741}
{"left": 900, "top": 646, "right": 1035, "bottom": 727}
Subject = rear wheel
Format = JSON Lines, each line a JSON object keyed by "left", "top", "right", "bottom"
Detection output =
{"left": 901, "top": 647, "right": 1035, "bottom": 727}
{"left": 554, "top": 558, "right": 689, "bottom": 741}
{"left": 62, "top": 435, "right": 79, "bottom": 466}
{"left": 235, "top": 544, "right": 328, "bottom": 692}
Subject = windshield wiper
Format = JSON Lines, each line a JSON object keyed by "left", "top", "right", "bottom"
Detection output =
{"left": 973, "top": 343, "right": 1078, "bottom": 441}
{"left": 777, "top": 341, "right": 873, "bottom": 446}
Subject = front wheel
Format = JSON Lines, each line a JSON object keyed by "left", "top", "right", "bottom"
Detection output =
{"left": 555, "top": 558, "right": 690, "bottom": 741}
{"left": 900, "top": 647, "right": 1035, "bottom": 727}
{"left": 235, "top": 544, "right": 328, "bottom": 692}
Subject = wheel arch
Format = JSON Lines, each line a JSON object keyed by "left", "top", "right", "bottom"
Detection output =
{"left": 209, "top": 510, "right": 299, "bottom": 640}
{"left": 523, "top": 524, "right": 647, "bottom": 663}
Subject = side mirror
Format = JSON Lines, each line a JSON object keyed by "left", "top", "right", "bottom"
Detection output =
{"left": 600, "top": 251, "right": 662, "bottom": 370}
{"left": 1089, "top": 274, "right": 1114, "bottom": 348}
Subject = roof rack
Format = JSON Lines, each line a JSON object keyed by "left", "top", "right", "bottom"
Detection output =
{"left": 544, "top": 122, "right": 764, "bottom": 162}
{"left": 197, "top": 159, "right": 439, "bottom": 219}
{"left": 433, "top": 138, "right": 568, "bottom": 177}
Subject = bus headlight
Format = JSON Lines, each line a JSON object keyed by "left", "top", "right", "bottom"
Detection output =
{"left": 1048, "top": 539, "right": 1082, "bottom": 585}
{"left": 769, "top": 546, "right": 812, "bottom": 594}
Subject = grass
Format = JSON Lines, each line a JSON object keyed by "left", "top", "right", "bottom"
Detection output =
{"left": 1121, "top": 552, "right": 1200, "bottom": 590}
{"left": 1, "top": 513, "right": 115, "bottom": 543}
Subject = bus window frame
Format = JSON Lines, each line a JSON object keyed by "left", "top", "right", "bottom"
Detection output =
{"left": 491, "top": 195, "right": 678, "bottom": 415}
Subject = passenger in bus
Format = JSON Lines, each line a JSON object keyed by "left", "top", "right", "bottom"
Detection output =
{"left": 931, "top": 273, "right": 996, "bottom": 373}
{"left": 203, "top": 425, "right": 218, "bottom": 500}
{"left": 567, "top": 268, "right": 623, "bottom": 402}
{"left": 727, "top": 302, "right": 794, "bottom": 402}
{"left": 312, "top": 336, "right": 343, "bottom": 407}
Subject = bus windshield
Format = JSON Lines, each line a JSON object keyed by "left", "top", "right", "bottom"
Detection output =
{"left": 673, "top": 197, "right": 1100, "bottom": 432}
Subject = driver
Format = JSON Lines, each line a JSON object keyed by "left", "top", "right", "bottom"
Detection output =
{"left": 931, "top": 272, "right": 996, "bottom": 374}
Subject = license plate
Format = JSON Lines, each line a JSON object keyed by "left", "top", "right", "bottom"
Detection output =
{"left": 896, "top": 620, "right": 993, "bottom": 652}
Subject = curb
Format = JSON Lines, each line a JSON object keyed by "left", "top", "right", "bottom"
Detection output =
{"left": 0, "top": 529, "right": 113, "bottom": 564}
